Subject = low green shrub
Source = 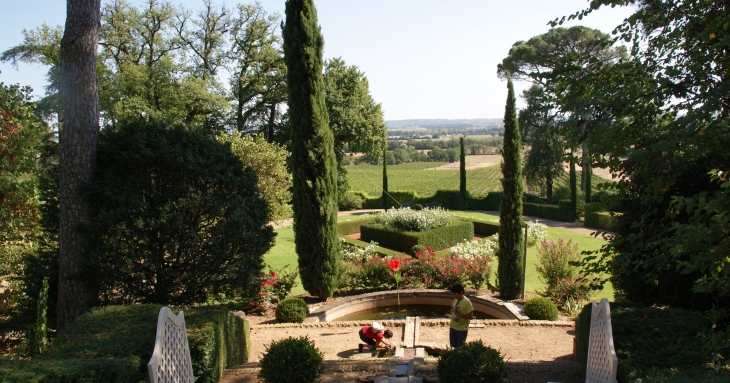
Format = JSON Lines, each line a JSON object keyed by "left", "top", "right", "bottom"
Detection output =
{"left": 361, "top": 220, "right": 474, "bottom": 253}
{"left": 523, "top": 297, "right": 559, "bottom": 321}
{"left": 258, "top": 336, "right": 324, "bottom": 383}
{"left": 575, "top": 302, "right": 716, "bottom": 381}
{"left": 437, "top": 339, "right": 509, "bottom": 383}
{"left": 275, "top": 297, "right": 309, "bottom": 323}
{"left": 585, "top": 211, "right": 622, "bottom": 232}
{"left": 469, "top": 218, "right": 500, "bottom": 237}
{"left": 338, "top": 193, "right": 364, "bottom": 211}
{"left": 336, "top": 217, "right": 375, "bottom": 235}
{"left": 375, "top": 207, "right": 453, "bottom": 232}
{"left": 535, "top": 238, "right": 592, "bottom": 310}
{"left": 523, "top": 202, "right": 562, "bottom": 221}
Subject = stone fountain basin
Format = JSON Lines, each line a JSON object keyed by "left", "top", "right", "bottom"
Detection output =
{"left": 305, "top": 289, "right": 527, "bottom": 322}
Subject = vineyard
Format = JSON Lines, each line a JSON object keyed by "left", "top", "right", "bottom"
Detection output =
{"left": 345, "top": 161, "right": 611, "bottom": 199}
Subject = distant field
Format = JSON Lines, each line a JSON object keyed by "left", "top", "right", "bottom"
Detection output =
{"left": 346, "top": 156, "right": 612, "bottom": 199}
{"left": 346, "top": 162, "right": 502, "bottom": 197}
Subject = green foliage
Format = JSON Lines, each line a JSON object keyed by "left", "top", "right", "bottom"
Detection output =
{"left": 361, "top": 220, "right": 474, "bottom": 253}
{"left": 585, "top": 211, "right": 622, "bottom": 232}
{"left": 84, "top": 120, "right": 275, "bottom": 305}
{"left": 283, "top": 0, "right": 341, "bottom": 299}
{"left": 338, "top": 192, "right": 364, "bottom": 211}
{"left": 217, "top": 133, "right": 292, "bottom": 221}
{"left": 575, "top": 302, "right": 719, "bottom": 381}
{"left": 523, "top": 297, "right": 559, "bottom": 321}
{"left": 535, "top": 239, "right": 592, "bottom": 309}
{"left": 497, "top": 78, "right": 524, "bottom": 300}
{"left": 336, "top": 217, "right": 376, "bottom": 235}
{"left": 470, "top": 218, "right": 500, "bottom": 237}
{"left": 275, "top": 297, "right": 309, "bottom": 323}
{"left": 382, "top": 146, "right": 388, "bottom": 209}
{"left": 24, "top": 278, "right": 49, "bottom": 357}
{"left": 437, "top": 340, "right": 509, "bottom": 383}
{"left": 0, "top": 304, "right": 248, "bottom": 383}
{"left": 258, "top": 336, "right": 324, "bottom": 383}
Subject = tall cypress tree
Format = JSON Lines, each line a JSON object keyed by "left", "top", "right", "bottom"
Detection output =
{"left": 569, "top": 151, "right": 578, "bottom": 221}
{"left": 283, "top": 0, "right": 340, "bottom": 299}
{"left": 497, "top": 77, "right": 524, "bottom": 300}
{"left": 459, "top": 137, "right": 467, "bottom": 210}
{"left": 382, "top": 145, "right": 388, "bottom": 210}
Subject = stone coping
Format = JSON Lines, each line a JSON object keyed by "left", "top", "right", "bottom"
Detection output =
{"left": 252, "top": 318, "right": 574, "bottom": 329}
{"left": 303, "top": 289, "right": 530, "bottom": 323}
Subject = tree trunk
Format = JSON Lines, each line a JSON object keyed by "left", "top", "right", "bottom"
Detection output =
{"left": 57, "top": 0, "right": 100, "bottom": 331}
{"left": 266, "top": 102, "right": 276, "bottom": 143}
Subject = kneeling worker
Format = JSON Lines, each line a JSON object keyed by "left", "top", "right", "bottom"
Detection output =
{"left": 358, "top": 322, "right": 393, "bottom": 352}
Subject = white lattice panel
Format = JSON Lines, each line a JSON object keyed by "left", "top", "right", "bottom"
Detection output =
{"left": 585, "top": 298, "right": 618, "bottom": 383}
{"left": 148, "top": 307, "right": 195, "bottom": 383}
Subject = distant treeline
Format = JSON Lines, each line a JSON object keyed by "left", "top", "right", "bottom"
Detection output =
{"left": 344, "top": 136, "right": 502, "bottom": 165}
{"left": 388, "top": 127, "right": 504, "bottom": 139}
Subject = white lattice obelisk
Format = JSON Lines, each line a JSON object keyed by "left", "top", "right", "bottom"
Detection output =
{"left": 148, "top": 307, "right": 195, "bottom": 383}
{"left": 585, "top": 298, "right": 618, "bottom": 383}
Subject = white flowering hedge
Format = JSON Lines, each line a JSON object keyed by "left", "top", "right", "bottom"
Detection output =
{"left": 526, "top": 220, "right": 548, "bottom": 247}
{"left": 450, "top": 236, "right": 498, "bottom": 260}
{"left": 341, "top": 239, "right": 380, "bottom": 262}
{"left": 374, "top": 207, "right": 453, "bottom": 232}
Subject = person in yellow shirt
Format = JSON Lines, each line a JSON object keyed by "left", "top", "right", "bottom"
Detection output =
{"left": 449, "top": 283, "right": 474, "bottom": 348}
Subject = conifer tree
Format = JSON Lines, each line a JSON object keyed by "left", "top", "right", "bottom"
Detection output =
{"left": 382, "top": 145, "right": 389, "bottom": 210}
{"left": 569, "top": 153, "right": 578, "bottom": 221}
{"left": 282, "top": 0, "right": 340, "bottom": 299}
{"left": 497, "top": 77, "right": 524, "bottom": 300}
{"left": 460, "top": 137, "right": 467, "bottom": 210}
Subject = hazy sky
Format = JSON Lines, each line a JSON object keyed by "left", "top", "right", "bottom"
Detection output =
{"left": 0, "top": 0, "right": 636, "bottom": 120}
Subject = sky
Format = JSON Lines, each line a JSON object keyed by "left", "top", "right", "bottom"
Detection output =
{"left": 0, "top": 0, "right": 637, "bottom": 121}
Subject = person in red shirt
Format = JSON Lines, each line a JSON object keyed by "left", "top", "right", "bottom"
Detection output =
{"left": 358, "top": 324, "right": 393, "bottom": 352}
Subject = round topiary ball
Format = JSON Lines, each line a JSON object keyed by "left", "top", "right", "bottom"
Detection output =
{"left": 437, "top": 340, "right": 508, "bottom": 383}
{"left": 523, "top": 297, "right": 559, "bottom": 321}
{"left": 275, "top": 297, "right": 309, "bottom": 323}
{"left": 258, "top": 336, "right": 324, "bottom": 383}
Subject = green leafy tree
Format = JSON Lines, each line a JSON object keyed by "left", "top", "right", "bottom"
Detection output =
{"left": 0, "top": 84, "right": 49, "bottom": 331}
{"left": 519, "top": 85, "right": 564, "bottom": 201}
{"left": 499, "top": 26, "right": 626, "bottom": 208}
{"left": 283, "top": 0, "right": 341, "bottom": 299}
{"left": 497, "top": 78, "right": 524, "bottom": 300}
{"left": 559, "top": 1, "right": 730, "bottom": 321}
{"left": 84, "top": 121, "right": 275, "bottom": 304}
{"left": 217, "top": 133, "right": 292, "bottom": 221}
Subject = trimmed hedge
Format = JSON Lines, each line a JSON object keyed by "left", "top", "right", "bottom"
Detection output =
{"left": 360, "top": 220, "right": 474, "bottom": 253}
{"left": 337, "top": 217, "right": 376, "bottom": 235}
{"left": 470, "top": 218, "right": 500, "bottom": 237}
{"left": 0, "top": 304, "right": 250, "bottom": 383}
{"left": 341, "top": 236, "right": 392, "bottom": 257}
{"left": 523, "top": 203, "right": 562, "bottom": 221}
{"left": 575, "top": 302, "right": 714, "bottom": 381}
{"left": 584, "top": 211, "right": 622, "bottom": 232}
{"left": 351, "top": 190, "right": 503, "bottom": 211}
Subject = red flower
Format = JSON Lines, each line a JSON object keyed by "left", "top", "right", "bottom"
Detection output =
{"left": 388, "top": 258, "right": 401, "bottom": 272}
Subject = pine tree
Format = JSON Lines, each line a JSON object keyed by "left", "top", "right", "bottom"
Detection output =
{"left": 382, "top": 146, "right": 389, "bottom": 210}
{"left": 282, "top": 0, "right": 340, "bottom": 299}
{"left": 460, "top": 137, "right": 467, "bottom": 210}
{"left": 497, "top": 77, "right": 524, "bottom": 300}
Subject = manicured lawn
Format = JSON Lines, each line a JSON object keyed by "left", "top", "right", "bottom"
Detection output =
{"left": 264, "top": 211, "right": 613, "bottom": 301}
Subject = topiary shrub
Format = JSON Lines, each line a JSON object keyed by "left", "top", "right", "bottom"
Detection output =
{"left": 523, "top": 297, "right": 559, "bottom": 321}
{"left": 411, "top": 244, "right": 427, "bottom": 256}
{"left": 258, "top": 336, "right": 324, "bottom": 383}
{"left": 275, "top": 297, "right": 309, "bottom": 323}
{"left": 437, "top": 339, "right": 509, "bottom": 383}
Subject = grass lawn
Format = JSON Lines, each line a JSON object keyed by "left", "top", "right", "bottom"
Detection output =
{"left": 264, "top": 211, "right": 613, "bottom": 302}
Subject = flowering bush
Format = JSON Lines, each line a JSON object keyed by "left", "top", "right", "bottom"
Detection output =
{"left": 248, "top": 266, "right": 300, "bottom": 316}
{"left": 341, "top": 238, "right": 380, "bottom": 262}
{"left": 449, "top": 237, "right": 498, "bottom": 260}
{"left": 535, "top": 238, "right": 592, "bottom": 309}
{"left": 375, "top": 207, "right": 453, "bottom": 232}
{"left": 526, "top": 220, "right": 548, "bottom": 247}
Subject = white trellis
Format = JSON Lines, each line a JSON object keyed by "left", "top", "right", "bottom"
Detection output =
{"left": 148, "top": 307, "right": 195, "bottom": 383}
{"left": 585, "top": 298, "right": 618, "bottom": 383}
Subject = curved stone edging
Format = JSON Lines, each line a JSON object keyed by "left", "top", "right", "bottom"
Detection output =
{"left": 303, "top": 289, "right": 529, "bottom": 322}
{"left": 252, "top": 319, "right": 574, "bottom": 329}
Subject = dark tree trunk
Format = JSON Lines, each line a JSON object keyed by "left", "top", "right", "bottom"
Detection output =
{"left": 266, "top": 102, "right": 276, "bottom": 143}
{"left": 57, "top": 0, "right": 100, "bottom": 331}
